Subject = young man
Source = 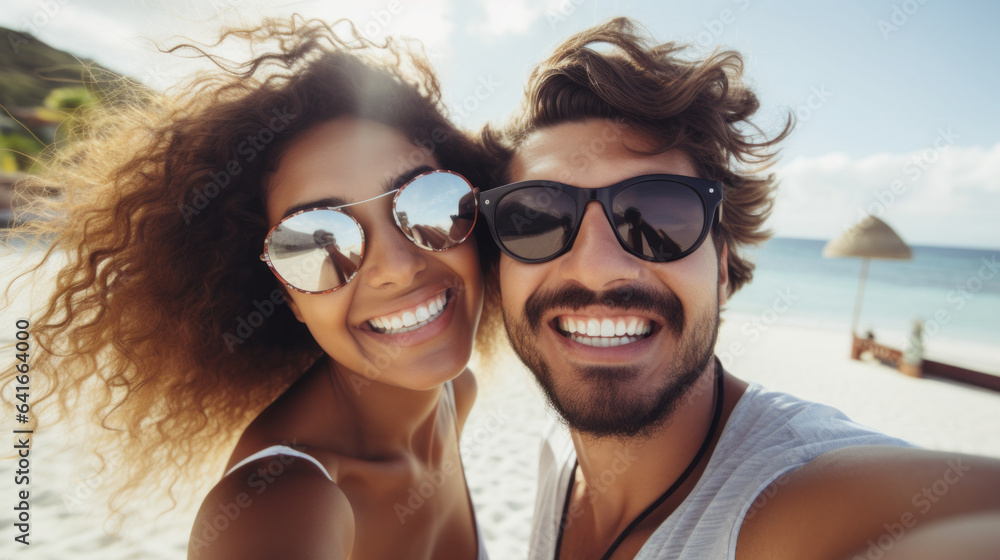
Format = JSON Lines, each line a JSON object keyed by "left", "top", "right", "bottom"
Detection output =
{"left": 478, "top": 17, "right": 1000, "bottom": 560}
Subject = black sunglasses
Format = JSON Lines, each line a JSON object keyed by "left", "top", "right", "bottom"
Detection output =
{"left": 478, "top": 174, "right": 723, "bottom": 263}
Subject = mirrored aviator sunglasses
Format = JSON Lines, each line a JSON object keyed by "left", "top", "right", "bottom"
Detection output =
{"left": 261, "top": 169, "right": 478, "bottom": 294}
{"left": 478, "top": 174, "right": 723, "bottom": 263}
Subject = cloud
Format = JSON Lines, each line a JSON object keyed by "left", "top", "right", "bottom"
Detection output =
{"left": 771, "top": 141, "right": 1000, "bottom": 249}
{"left": 472, "top": 0, "right": 569, "bottom": 37}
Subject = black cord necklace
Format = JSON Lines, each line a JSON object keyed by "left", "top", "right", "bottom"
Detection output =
{"left": 552, "top": 365, "right": 725, "bottom": 560}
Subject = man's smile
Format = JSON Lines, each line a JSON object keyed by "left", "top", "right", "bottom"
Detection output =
{"left": 554, "top": 314, "right": 654, "bottom": 347}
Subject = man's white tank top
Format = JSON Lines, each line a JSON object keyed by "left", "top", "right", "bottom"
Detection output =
{"left": 528, "top": 382, "right": 915, "bottom": 559}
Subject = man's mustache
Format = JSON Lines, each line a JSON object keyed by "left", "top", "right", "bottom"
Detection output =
{"left": 523, "top": 284, "right": 684, "bottom": 336}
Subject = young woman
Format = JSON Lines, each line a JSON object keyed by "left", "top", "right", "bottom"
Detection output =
{"left": 4, "top": 17, "right": 497, "bottom": 559}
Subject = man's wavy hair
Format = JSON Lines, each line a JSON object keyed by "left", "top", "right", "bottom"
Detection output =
{"left": 1, "top": 16, "right": 497, "bottom": 524}
{"left": 481, "top": 17, "right": 793, "bottom": 297}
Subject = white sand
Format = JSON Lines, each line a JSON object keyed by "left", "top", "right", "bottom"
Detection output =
{"left": 2, "top": 249, "right": 999, "bottom": 558}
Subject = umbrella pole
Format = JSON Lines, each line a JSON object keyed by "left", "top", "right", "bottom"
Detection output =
{"left": 850, "top": 258, "right": 870, "bottom": 336}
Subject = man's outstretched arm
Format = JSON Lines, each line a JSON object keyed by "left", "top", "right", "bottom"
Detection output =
{"left": 736, "top": 446, "right": 1000, "bottom": 560}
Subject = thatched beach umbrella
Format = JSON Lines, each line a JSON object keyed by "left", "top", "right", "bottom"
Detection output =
{"left": 823, "top": 215, "right": 912, "bottom": 335}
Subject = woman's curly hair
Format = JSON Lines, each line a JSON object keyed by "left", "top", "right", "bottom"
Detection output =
{"left": 481, "top": 17, "right": 793, "bottom": 297}
{"left": 2, "top": 15, "right": 497, "bottom": 523}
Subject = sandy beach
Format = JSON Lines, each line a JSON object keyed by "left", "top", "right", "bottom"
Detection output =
{"left": 2, "top": 302, "right": 999, "bottom": 558}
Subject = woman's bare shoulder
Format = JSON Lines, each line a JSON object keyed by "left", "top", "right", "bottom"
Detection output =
{"left": 189, "top": 456, "right": 354, "bottom": 560}
{"left": 226, "top": 362, "right": 337, "bottom": 471}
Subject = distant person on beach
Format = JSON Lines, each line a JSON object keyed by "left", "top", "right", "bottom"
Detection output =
{"left": 477, "top": 17, "right": 1000, "bottom": 560}
{"left": 3, "top": 18, "right": 497, "bottom": 559}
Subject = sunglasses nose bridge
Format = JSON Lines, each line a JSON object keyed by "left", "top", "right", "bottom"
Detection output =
{"left": 556, "top": 200, "right": 644, "bottom": 286}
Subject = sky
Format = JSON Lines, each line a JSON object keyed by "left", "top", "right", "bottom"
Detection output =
{"left": 2, "top": 0, "right": 998, "bottom": 249}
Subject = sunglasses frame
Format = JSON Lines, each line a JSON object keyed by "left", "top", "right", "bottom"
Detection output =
{"left": 478, "top": 173, "right": 724, "bottom": 264}
{"left": 260, "top": 169, "right": 477, "bottom": 295}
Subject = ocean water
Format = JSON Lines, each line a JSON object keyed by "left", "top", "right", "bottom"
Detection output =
{"left": 726, "top": 237, "right": 1000, "bottom": 353}
{"left": 3, "top": 235, "right": 998, "bottom": 363}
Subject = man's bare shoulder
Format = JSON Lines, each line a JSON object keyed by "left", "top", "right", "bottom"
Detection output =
{"left": 736, "top": 446, "right": 1000, "bottom": 560}
{"left": 188, "top": 457, "right": 354, "bottom": 560}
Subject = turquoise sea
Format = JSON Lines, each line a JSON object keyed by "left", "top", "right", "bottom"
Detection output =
{"left": 726, "top": 237, "right": 1000, "bottom": 354}
{"left": 3, "top": 236, "right": 998, "bottom": 366}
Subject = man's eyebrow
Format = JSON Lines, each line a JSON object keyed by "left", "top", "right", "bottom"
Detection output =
{"left": 278, "top": 165, "right": 436, "bottom": 220}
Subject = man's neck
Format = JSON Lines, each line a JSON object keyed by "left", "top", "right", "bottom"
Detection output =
{"left": 567, "top": 359, "right": 746, "bottom": 540}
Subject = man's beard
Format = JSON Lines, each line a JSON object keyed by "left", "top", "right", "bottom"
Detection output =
{"left": 503, "top": 283, "right": 719, "bottom": 440}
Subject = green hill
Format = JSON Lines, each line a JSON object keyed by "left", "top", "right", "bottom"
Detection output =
{"left": 0, "top": 26, "right": 123, "bottom": 109}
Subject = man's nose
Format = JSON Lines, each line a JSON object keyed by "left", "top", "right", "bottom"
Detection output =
{"left": 556, "top": 201, "right": 643, "bottom": 289}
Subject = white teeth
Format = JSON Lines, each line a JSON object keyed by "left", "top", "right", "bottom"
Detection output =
{"left": 369, "top": 291, "right": 449, "bottom": 334}
{"left": 555, "top": 315, "right": 654, "bottom": 348}
{"left": 572, "top": 335, "right": 641, "bottom": 348}
{"left": 401, "top": 312, "right": 417, "bottom": 327}
{"left": 415, "top": 306, "right": 430, "bottom": 322}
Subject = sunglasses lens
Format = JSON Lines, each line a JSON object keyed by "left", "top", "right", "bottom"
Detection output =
{"left": 395, "top": 171, "right": 477, "bottom": 250}
{"left": 494, "top": 186, "right": 578, "bottom": 260}
{"left": 266, "top": 210, "right": 363, "bottom": 292}
{"left": 613, "top": 181, "right": 705, "bottom": 260}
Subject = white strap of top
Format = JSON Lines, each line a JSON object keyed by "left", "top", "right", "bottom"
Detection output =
{"left": 224, "top": 444, "right": 333, "bottom": 482}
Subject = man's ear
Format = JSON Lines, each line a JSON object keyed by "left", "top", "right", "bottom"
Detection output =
{"left": 717, "top": 240, "right": 729, "bottom": 307}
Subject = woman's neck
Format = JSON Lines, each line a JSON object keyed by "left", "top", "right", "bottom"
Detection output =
{"left": 325, "top": 356, "right": 448, "bottom": 461}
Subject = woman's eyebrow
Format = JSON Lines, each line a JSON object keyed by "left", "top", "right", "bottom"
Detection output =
{"left": 381, "top": 165, "right": 435, "bottom": 193}
{"left": 279, "top": 165, "right": 437, "bottom": 219}
{"left": 280, "top": 196, "right": 349, "bottom": 220}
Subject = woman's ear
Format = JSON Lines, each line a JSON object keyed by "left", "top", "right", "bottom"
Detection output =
{"left": 280, "top": 288, "right": 306, "bottom": 323}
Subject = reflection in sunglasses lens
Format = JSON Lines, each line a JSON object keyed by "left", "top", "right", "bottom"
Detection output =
{"left": 268, "top": 210, "right": 363, "bottom": 292}
{"left": 396, "top": 172, "right": 476, "bottom": 250}
{"left": 613, "top": 181, "right": 704, "bottom": 260}
{"left": 495, "top": 187, "right": 577, "bottom": 260}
